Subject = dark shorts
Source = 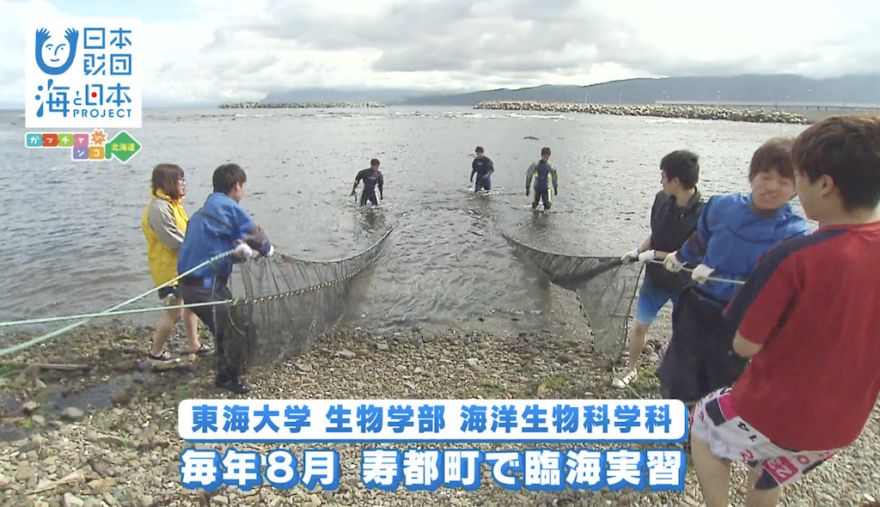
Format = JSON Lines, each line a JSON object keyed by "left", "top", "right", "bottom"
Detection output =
{"left": 158, "top": 285, "right": 180, "bottom": 301}
{"left": 635, "top": 276, "right": 681, "bottom": 325}
{"left": 657, "top": 288, "right": 748, "bottom": 404}
{"left": 475, "top": 175, "right": 492, "bottom": 192}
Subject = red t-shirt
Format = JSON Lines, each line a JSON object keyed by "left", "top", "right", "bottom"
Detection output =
{"left": 723, "top": 221, "right": 880, "bottom": 451}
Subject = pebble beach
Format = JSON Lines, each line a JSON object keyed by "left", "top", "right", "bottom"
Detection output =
{"left": 1, "top": 306, "right": 878, "bottom": 507}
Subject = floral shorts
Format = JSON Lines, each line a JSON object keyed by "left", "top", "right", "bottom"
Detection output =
{"left": 691, "top": 387, "right": 840, "bottom": 490}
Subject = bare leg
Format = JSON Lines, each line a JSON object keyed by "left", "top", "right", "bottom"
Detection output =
{"left": 745, "top": 467, "right": 783, "bottom": 507}
{"left": 612, "top": 322, "right": 649, "bottom": 388}
{"left": 151, "top": 303, "right": 183, "bottom": 356}
{"left": 691, "top": 434, "right": 731, "bottom": 507}
{"left": 182, "top": 307, "right": 201, "bottom": 352}
{"left": 628, "top": 322, "right": 650, "bottom": 370}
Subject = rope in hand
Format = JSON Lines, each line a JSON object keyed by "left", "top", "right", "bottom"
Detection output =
{"left": 0, "top": 249, "right": 237, "bottom": 358}
{"left": 645, "top": 259, "right": 746, "bottom": 286}
{"left": 0, "top": 300, "right": 234, "bottom": 328}
{"left": 0, "top": 224, "right": 397, "bottom": 356}
{"left": 0, "top": 244, "right": 392, "bottom": 328}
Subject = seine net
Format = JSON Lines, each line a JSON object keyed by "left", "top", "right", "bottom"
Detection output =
{"left": 502, "top": 231, "right": 644, "bottom": 363}
{"left": 220, "top": 226, "right": 394, "bottom": 371}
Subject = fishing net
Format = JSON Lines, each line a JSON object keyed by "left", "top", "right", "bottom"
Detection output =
{"left": 222, "top": 226, "right": 394, "bottom": 371}
{"left": 501, "top": 232, "right": 644, "bottom": 364}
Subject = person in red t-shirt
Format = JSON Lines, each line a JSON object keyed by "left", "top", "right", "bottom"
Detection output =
{"left": 689, "top": 114, "right": 880, "bottom": 507}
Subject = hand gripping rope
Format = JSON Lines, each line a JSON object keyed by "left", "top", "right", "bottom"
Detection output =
{"left": 647, "top": 259, "right": 746, "bottom": 286}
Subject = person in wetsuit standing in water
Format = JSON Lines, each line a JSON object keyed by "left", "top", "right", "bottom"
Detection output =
{"left": 525, "top": 147, "right": 558, "bottom": 210}
{"left": 471, "top": 146, "right": 495, "bottom": 192}
{"left": 351, "top": 158, "right": 384, "bottom": 206}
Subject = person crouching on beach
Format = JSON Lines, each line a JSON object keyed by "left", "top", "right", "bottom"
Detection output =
{"left": 141, "top": 163, "right": 211, "bottom": 361}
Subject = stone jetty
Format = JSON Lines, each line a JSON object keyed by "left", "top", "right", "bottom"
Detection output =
{"left": 219, "top": 101, "right": 385, "bottom": 109}
{"left": 475, "top": 100, "right": 810, "bottom": 125}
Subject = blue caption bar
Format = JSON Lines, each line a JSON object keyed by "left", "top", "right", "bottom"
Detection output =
{"left": 179, "top": 447, "right": 687, "bottom": 493}
{"left": 178, "top": 399, "right": 689, "bottom": 443}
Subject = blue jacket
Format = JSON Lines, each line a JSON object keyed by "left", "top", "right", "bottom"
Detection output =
{"left": 677, "top": 193, "right": 809, "bottom": 308}
{"left": 177, "top": 192, "right": 272, "bottom": 284}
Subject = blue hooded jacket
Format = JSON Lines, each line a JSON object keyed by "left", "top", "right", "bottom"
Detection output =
{"left": 677, "top": 193, "right": 809, "bottom": 308}
{"left": 177, "top": 192, "right": 272, "bottom": 287}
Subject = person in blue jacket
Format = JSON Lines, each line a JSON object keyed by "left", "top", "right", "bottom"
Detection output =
{"left": 658, "top": 137, "right": 810, "bottom": 406}
{"left": 177, "top": 163, "right": 273, "bottom": 394}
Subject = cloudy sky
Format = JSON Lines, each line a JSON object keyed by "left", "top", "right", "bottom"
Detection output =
{"left": 1, "top": 0, "right": 878, "bottom": 105}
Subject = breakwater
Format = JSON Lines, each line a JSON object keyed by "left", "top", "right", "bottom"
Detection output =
{"left": 474, "top": 100, "right": 810, "bottom": 124}
{"left": 219, "top": 101, "right": 386, "bottom": 109}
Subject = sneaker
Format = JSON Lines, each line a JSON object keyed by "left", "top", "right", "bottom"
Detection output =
{"left": 612, "top": 368, "right": 638, "bottom": 389}
{"left": 216, "top": 376, "right": 251, "bottom": 395}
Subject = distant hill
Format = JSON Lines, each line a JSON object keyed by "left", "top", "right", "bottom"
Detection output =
{"left": 396, "top": 74, "right": 880, "bottom": 106}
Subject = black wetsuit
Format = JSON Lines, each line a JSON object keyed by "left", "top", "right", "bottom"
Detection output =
{"left": 471, "top": 157, "right": 495, "bottom": 191}
{"left": 354, "top": 168, "right": 383, "bottom": 206}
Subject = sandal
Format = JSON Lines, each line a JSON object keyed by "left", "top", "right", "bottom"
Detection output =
{"left": 181, "top": 343, "right": 214, "bottom": 356}
{"left": 612, "top": 368, "right": 639, "bottom": 389}
{"left": 148, "top": 349, "right": 172, "bottom": 361}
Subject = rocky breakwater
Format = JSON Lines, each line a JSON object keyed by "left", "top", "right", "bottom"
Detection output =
{"left": 475, "top": 100, "right": 810, "bottom": 125}
{"left": 219, "top": 101, "right": 385, "bottom": 109}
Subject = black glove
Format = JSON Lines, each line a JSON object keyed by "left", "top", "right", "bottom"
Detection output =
{"left": 526, "top": 188, "right": 530, "bottom": 196}
{"left": 554, "top": 187, "right": 558, "bottom": 196}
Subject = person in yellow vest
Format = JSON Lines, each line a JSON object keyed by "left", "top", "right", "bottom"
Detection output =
{"left": 141, "top": 164, "right": 211, "bottom": 360}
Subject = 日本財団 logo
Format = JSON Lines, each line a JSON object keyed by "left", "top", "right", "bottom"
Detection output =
{"left": 25, "top": 17, "right": 142, "bottom": 161}
{"left": 24, "top": 128, "right": 141, "bottom": 163}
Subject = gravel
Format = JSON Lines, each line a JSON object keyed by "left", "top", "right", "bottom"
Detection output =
{"left": 0, "top": 313, "right": 878, "bottom": 507}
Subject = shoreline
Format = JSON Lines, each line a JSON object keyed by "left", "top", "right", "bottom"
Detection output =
{"left": 474, "top": 100, "right": 811, "bottom": 125}
{"left": 1, "top": 316, "right": 878, "bottom": 506}
{"left": 218, "top": 102, "right": 386, "bottom": 109}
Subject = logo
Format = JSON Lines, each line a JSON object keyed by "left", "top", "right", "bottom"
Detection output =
{"left": 25, "top": 18, "right": 142, "bottom": 130}
{"left": 25, "top": 128, "right": 142, "bottom": 163}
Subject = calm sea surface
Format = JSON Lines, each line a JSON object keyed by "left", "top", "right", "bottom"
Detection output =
{"left": 0, "top": 106, "right": 815, "bottom": 338}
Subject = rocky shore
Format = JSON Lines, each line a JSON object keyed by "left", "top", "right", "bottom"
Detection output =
{"left": 1, "top": 309, "right": 878, "bottom": 506}
{"left": 474, "top": 101, "right": 811, "bottom": 125}
{"left": 218, "top": 102, "right": 385, "bottom": 109}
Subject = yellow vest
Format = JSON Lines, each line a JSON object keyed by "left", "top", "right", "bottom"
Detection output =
{"left": 142, "top": 189, "right": 189, "bottom": 287}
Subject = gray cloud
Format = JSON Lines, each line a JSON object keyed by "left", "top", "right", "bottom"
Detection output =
{"left": 5, "top": 0, "right": 877, "bottom": 105}
{"left": 210, "top": 0, "right": 880, "bottom": 83}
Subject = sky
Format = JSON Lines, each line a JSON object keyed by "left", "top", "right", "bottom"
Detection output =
{"left": 1, "top": 0, "right": 879, "bottom": 105}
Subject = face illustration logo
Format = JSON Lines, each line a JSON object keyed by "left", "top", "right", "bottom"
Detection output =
{"left": 25, "top": 128, "right": 142, "bottom": 163}
{"left": 25, "top": 18, "right": 141, "bottom": 129}
{"left": 34, "top": 28, "right": 79, "bottom": 76}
